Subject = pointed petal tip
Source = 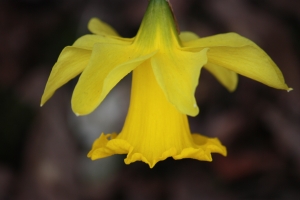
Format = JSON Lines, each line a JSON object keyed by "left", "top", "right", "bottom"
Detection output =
{"left": 187, "top": 106, "right": 199, "bottom": 117}
{"left": 221, "top": 148, "right": 228, "bottom": 157}
{"left": 40, "top": 96, "right": 48, "bottom": 107}
{"left": 228, "top": 87, "right": 237, "bottom": 93}
{"left": 287, "top": 88, "right": 293, "bottom": 92}
{"left": 40, "top": 96, "right": 47, "bottom": 107}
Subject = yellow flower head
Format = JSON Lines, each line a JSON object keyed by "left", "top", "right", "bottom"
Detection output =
{"left": 41, "top": 0, "right": 291, "bottom": 168}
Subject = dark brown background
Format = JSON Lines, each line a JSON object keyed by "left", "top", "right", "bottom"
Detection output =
{"left": 0, "top": 0, "right": 300, "bottom": 199}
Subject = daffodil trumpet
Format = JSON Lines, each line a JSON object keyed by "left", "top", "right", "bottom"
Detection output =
{"left": 41, "top": 0, "right": 291, "bottom": 167}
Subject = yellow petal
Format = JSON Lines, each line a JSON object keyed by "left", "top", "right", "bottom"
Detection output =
{"left": 88, "top": 18, "right": 119, "bottom": 36}
{"left": 174, "top": 134, "right": 227, "bottom": 160}
{"left": 179, "top": 31, "right": 199, "bottom": 43}
{"left": 191, "top": 133, "right": 226, "bottom": 155}
{"left": 151, "top": 48, "right": 208, "bottom": 117}
{"left": 205, "top": 63, "right": 238, "bottom": 92}
{"left": 71, "top": 43, "right": 156, "bottom": 115}
{"left": 208, "top": 46, "right": 290, "bottom": 90}
{"left": 88, "top": 63, "right": 226, "bottom": 168}
{"left": 180, "top": 32, "right": 238, "bottom": 92}
{"left": 41, "top": 46, "right": 91, "bottom": 106}
{"left": 183, "top": 32, "right": 257, "bottom": 48}
{"left": 88, "top": 133, "right": 118, "bottom": 159}
{"left": 73, "top": 34, "right": 132, "bottom": 50}
{"left": 183, "top": 33, "right": 290, "bottom": 90}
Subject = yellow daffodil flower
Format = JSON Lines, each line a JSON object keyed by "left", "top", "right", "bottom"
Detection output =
{"left": 41, "top": 0, "right": 291, "bottom": 168}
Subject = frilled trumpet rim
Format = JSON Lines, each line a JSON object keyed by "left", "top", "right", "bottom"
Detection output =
{"left": 88, "top": 61, "right": 227, "bottom": 168}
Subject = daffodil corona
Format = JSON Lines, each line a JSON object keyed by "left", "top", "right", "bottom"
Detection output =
{"left": 41, "top": 0, "right": 291, "bottom": 168}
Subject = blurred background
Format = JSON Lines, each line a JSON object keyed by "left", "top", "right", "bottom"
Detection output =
{"left": 0, "top": 0, "right": 300, "bottom": 199}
